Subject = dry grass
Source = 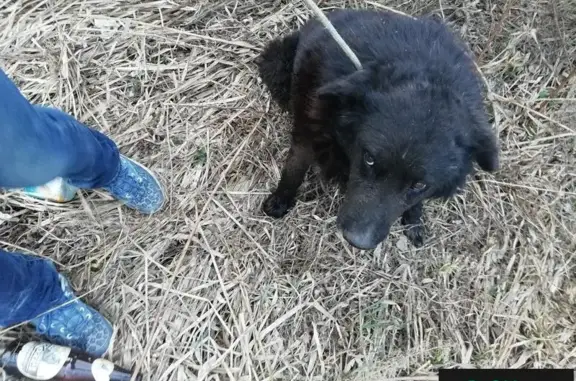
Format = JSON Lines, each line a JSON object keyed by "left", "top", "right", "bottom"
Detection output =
{"left": 1, "top": 0, "right": 575, "bottom": 380}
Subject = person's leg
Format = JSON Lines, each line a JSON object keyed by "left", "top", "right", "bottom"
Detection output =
{"left": 0, "top": 250, "right": 113, "bottom": 357}
{"left": 0, "top": 69, "right": 165, "bottom": 214}
{"left": 0, "top": 251, "right": 62, "bottom": 326}
{"left": 0, "top": 71, "right": 119, "bottom": 189}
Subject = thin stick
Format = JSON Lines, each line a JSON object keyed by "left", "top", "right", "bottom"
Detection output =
{"left": 301, "top": 0, "right": 363, "bottom": 70}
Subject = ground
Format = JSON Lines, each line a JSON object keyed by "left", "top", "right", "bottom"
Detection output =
{"left": 0, "top": 0, "right": 575, "bottom": 380}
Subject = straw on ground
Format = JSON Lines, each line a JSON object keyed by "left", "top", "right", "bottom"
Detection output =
{"left": 0, "top": 0, "right": 575, "bottom": 380}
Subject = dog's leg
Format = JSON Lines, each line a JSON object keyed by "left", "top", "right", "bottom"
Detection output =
{"left": 263, "top": 141, "right": 314, "bottom": 218}
{"left": 401, "top": 202, "right": 425, "bottom": 247}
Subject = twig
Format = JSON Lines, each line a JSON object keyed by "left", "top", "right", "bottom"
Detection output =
{"left": 366, "top": 1, "right": 416, "bottom": 19}
{"left": 301, "top": 0, "right": 362, "bottom": 70}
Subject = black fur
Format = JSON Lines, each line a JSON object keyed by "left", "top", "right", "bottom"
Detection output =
{"left": 256, "top": 31, "right": 299, "bottom": 111}
{"left": 258, "top": 9, "right": 499, "bottom": 250}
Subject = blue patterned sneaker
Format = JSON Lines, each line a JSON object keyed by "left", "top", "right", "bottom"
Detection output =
{"left": 30, "top": 275, "right": 114, "bottom": 358}
{"left": 103, "top": 155, "right": 165, "bottom": 215}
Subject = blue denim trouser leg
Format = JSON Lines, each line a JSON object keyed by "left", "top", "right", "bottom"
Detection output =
{"left": 0, "top": 69, "right": 120, "bottom": 188}
{"left": 0, "top": 68, "right": 121, "bottom": 326}
{"left": 0, "top": 251, "right": 63, "bottom": 327}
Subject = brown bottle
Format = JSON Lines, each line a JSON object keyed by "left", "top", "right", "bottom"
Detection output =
{"left": 0, "top": 340, "right": 142, "bottom": 381}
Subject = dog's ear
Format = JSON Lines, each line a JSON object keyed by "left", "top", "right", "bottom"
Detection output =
{"left": 472, "top": 127, "right": 499, "bottom": 172}
{"left": 306, "top": 69, "right": 373, "bottom": 141}
{"left": 311, "top": 63, "right": 399, "bottom": 119}
{"left": 314, "top": 69, "right": 372, "bottom": 113}
{"left": 470, "top": 111, "right": 499, "bottom": 172}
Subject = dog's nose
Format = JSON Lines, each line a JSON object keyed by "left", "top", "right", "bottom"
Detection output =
{"left": 341, "top": 229, "right": 378, "bottom": 250}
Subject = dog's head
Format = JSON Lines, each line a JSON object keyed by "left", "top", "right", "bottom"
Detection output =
{"left": 313, "top": 63, "right": 499, "bottom": 249}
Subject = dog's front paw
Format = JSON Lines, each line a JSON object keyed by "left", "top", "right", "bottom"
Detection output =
{"left": 262, "top": 193, "right": 295, "bottom": 218}
{"left": 404, "top": 224, "right": 425, "bottom": 247}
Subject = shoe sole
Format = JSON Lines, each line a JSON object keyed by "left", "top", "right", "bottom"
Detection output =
{"left": 16, "top": 178, "right": 78, "bottom": 203}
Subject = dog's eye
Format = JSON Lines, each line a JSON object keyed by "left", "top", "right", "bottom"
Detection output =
{"left": 363, "top": 152, "right": 374, "bottom": 166}
{"left": 410, "top": 182, "right": 427, "bottom": 192}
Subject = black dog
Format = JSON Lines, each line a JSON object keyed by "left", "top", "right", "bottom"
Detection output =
{"left": 257, "top": 9, "right": 499, "bottom": 250}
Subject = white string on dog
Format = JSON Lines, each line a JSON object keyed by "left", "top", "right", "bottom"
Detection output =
{"left": 301, "top": 0, "right": 363, "bottom": 71}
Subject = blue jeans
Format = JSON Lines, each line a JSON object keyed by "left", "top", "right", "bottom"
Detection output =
{"left": 0, "top": 68, "right": 120, "bottom": 327}
{"left": 0, "top": 252, "right": 64, "bottom": 326}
